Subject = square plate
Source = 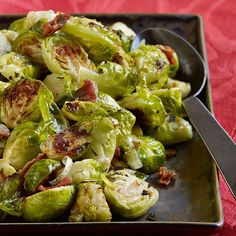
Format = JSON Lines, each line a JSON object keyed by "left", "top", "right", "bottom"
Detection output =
{"left": 0, "top": 14, "right": 223, "bottom": 233}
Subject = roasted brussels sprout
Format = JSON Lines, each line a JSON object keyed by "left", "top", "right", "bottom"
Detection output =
{"left": 13, "top": 31, "right": 44, "bottom": 65}
{"left": 67, "top": 159, "right": 102, "bottom": 185}
{"left": 0, "top": 52, "right": 41, "bottom": 81}
{"left": 166, "top": 78, "right": 191, "bottom": 99}
{"left": 151, "top": 88, "right": 186, "bottom": 117}
{"left": 134, "top": 135, "right": 166, "bottom": 174}
{"left": 103, "top": 169, "right": 159, "bottom": 219}
{"left": 69, "top": 182, "right": 111, "bottom": 222}
{"left": 2, "top": 121, "right": 54, "bottom": 171}
{"left": 23, "top": 185, "right": 75, "bottom": 222}
{"left": 152, "top": 115, "right": 193, "bottom": 145}
{"left": 40, "top": 121, "right": 93, "bottom": 160}
{"left": 0, "top": 174, "right": 23, "bottom": 216}
{"left": 62, "top": 16, "right": 122, "bottom": 64}
{"left": 24, "top": 159, "right": 61, "bottom": 193}
{"left": 41, "top": 34, "right": 95, "bottom": 80}
{"left": 43, "top": 73, "right": 74, "bottom": 106}
{"left": 130, "top": 43, "right": 170, "bottom": 88}
{"left": 119, "top": 88, "right": 167, "bottom": 128}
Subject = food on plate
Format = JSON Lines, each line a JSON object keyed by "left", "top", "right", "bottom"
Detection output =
{"left": 0, "top": 10, "right": 193, "bottom": 222}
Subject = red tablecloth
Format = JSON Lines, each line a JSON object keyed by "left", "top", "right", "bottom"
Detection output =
{"left": 0, "top": 0, "right": 235, "bottom": 235}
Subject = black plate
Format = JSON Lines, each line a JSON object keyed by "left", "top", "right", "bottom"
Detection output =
{"left": 0, "top": 14, "right": 223, "bottom": 234}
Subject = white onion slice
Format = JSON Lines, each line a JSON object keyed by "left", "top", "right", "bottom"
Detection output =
{"left": 49, "top": 156, "right": 73, "bottom": 185}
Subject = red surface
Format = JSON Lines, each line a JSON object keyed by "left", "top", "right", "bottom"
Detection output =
{"left": 0, "top": 0, "right": 235, "bottom": 235}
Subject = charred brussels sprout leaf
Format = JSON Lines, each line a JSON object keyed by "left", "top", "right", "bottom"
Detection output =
{"left": 130, "top": 43, "right": 170, "bottom": 88}
{"left": 69, "top": 182, "right": 111, "bottom": 222}
{"left": 0, "top": 52, "right": 41, "bottom": 81}
{"left": 119, "top": 88, "right": 167, "bottom": 128}
{"left": 24, "top": 159, "right": 61, "bottom": 193}
{"left": 0, "top": 174, "right": 23, "bottom": 216}
{"left": 67, "top": 159, "right": 102, "bottom": 185}
{"left": 41, "top": 34, "right": 95, "bottom": 80}
{"left": 153, "top": 115, "right": 193, "bottom": 145}
{"left": 103, "top": 169, "right": 159, "bottom": 219}
{"left": 134, "top": 136, "right": 166, "bottom": 174}
{"left": 23, "top": 185, "right": 75, "bottom": 222}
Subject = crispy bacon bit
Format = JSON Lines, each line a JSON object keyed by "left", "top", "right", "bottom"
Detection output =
{"left": 37, "top": 177, "right": 73, "bottom": 191}
{"left": 0, "top": 124, "right": 10, "bottom": 139}
{"left": 165, "top": 148, "right": 177, "bottom": 158}
{"left": 158, "top": 167, "right": 176, "bottom": 186}
{"left": 114, "top": 147, "right": 121, "bottom": 158}
{"left": 74, "top": 80, "right": 98, "bottom": 102}
{"left": 42, "top": 13, "right": 70, "bottom": 37}
{"left": 18, "top": 153, "right": 47, "bottom": 178}
{"left": 112, "top": 53, "right": 124, "bottom": 65}
{"left": 157, "top": 45, "right": 176, "bottom": 65}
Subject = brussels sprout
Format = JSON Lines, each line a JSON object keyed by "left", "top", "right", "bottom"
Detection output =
{"left": 2, "top": 121, "right": 54, "bottom": 171}
{"left": 82, "top": 116, "right": 118, "bottom": 171}
{"left": 62, "top": 100, "right": 108, "bottom": 124}
{"left": 24, "top": 159, "right": 61, "bottom": 193}
{"left": 43, "top": 73, "right": 74, "bottom": 105}
{"left": 152, "top": 115, "right": 193, "bottom": 145}
{"left": 67, "top": 159, "right": 102, "bottom": 185}
{"left": 0, "top": 78, "right": 66, "bottom": 131}
{"left": 23, "top": 185, "right": 75, "bottom": 222}
{"left": 0, "top": 159, "right": 16, "bottom": 177}
{"left": 130, "top": 43, "right": 170, "bottom": 88}
{"left": 151, "top": 88, "right": 187, "bottom": 117}
{"left": 166, "top": 78, "right": 191, "bottom": 99}
{"left": 111, "top": 22, "right": 136, "bottom": 53}
{"left": 8, "top": 17, "right": 28, "bottom": 33}
{"left": 13, "top": 31, "right": 44, "bottom": 65}
{"left": 69, "top": 182, "right": 111, "bottom": 222}
{"left": 0, "top": 174, "right": 23, "bottom": 216}
{"left": 119, "top": 88, "right": 167, "bottom": 128}
{"left": 134, "top": 136, "right": 166, "bottom": 174}
{"left": 0, "top": 52, "right": 41, "bottom": 81}
{"left": 62, "top": 16, "right": 122, "bottom": 64}
{"left": 103, "top": 169, "right": 159, "bottom": 219}
{"left": 41, "top": 34, "right": 95, "bottom": 80}
{"left": 40, "top": 121, "right": 93, "bottom": 160}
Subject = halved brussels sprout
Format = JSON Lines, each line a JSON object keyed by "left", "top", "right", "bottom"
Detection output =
{"left": 130, "top": 43, "right": 170, "bottom": 88}
{"left": 3, "top": 121, "right": 54, "bottom": 171}
{"left": 13, "top": 31, "right": 44, "bottom": 65}
{"left": 82, "top": 116, "right": 118, "bottom": 171}
{"left": 40, "top": 121, "right": 93, "bottom": 160}
{"left": 41, "top": 34, "right": 95, "bottom": 80}
{"left": 67, "top": 159, "right": 102, "bottom": 185}
{"left": 166, "top": 78, "right": 191, "bottom": 99}
{"left": 0, "top": 52, "right": 41, "bottom": 81}
{"left": 24, "top": 159, "right": 61, "bottom": 193}
{"left": 151, "top": 88, "right": 187, "bottom": 117}
{"left": 152, "top": 115, "right": 193, "bottom": 145}
{"left": 69, "top": 182, "right": 112, "bottom": 222}
{"left": 134, "top": 136, "right": 166, "bottom": 174}
{"left": 62, "top": 16, "right": 122, "bottom": 64}
{"left": 0, "top": 174, "right": 23, "bottom": 216}
{"left": 23, "top": 185, "right": 75, "bottom": 222}
{"left": 43, "top": 73, "right": 74, "bottom": 106}
{"left": 119, "top": 88, "right": 167, "bottom": 128}
{"left": 103, "top": 169, "right": 159, "bottom": 219}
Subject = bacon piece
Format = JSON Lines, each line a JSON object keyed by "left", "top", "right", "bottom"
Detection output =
{"left": 157, "top": 45, "right": 176, "bottom": 65}
{"left": 74, "top": 80, "right": 98, "bottom": 102}
{"left": 18, "top": 153, "right": 47, "bottom": 178}
{"left": 37, "top": 177, "right": 73, "bottom": 191}
{"left": 158, "top": 167, "right": 176, "bottom": 186}
{"left": 0, "top": 124, "right": 10, "bottom": 139}
{"left": 42, "top": 13, "right": 70, "bottom": 37}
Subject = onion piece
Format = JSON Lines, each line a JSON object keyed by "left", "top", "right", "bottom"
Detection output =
{"left": 49, "top": 156, "right": 73, "bottom": 185}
